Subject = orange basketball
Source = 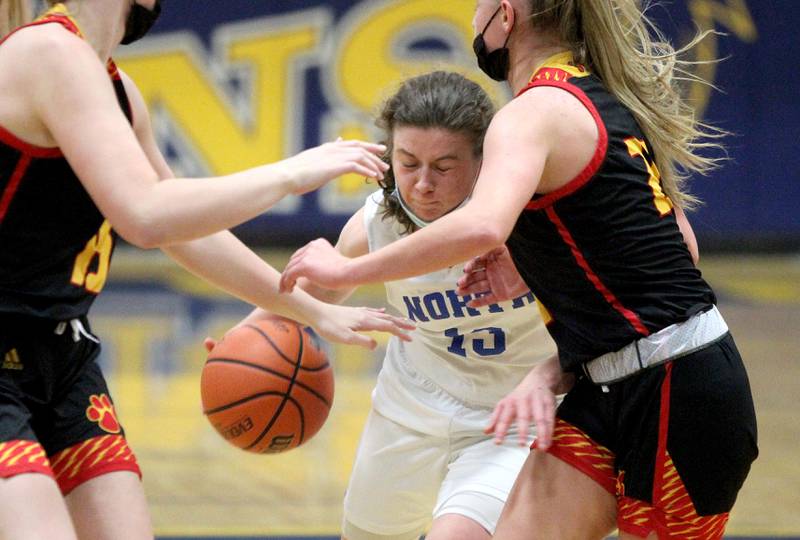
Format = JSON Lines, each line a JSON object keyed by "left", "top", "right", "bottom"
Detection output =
{"left": 200, "top": 316, "right": 334, "bottom": 454}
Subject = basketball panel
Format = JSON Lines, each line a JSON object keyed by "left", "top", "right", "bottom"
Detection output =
{"left": 200, "top": 361, "right": 290, "bottom": 411}
{"left": 205, "top": 394, "right": 286, "bottom": 451}
{"left": 247, "top": 399, "right": 305, "bottom": 453}
{"left": 293, "top": 366, "right": 335, "bottom": 406}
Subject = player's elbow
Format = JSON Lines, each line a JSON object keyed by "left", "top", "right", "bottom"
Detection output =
{"left": 115, "top": 223, "right": 162, "bottom": 250}
{"left": 474, "top": 220, "right": 510, "bottom": 250}
{"left": 111, "top": 205, "right": 166, "bottom": 249}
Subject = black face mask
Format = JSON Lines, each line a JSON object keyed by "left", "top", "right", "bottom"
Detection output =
{"left": 121, "top": 0, "right": 162, "bottom": 45}
{"left": 472, "top": 5, "right": 511, "bottom": 82}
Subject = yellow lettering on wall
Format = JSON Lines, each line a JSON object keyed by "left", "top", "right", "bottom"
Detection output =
{"left": 688, "top": 0, "right": 757, "bottom": 114}
{"left": 335, "top": 0, "right": 476, "bottom": 112}
{"left": 117, "top": 13, "right": 326, "bottom": 174}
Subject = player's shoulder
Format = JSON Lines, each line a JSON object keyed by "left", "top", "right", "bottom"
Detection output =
{"left": 502, "top": 84, "right": 585, "bottom": 122}
{"left": 484, "top": 88, "right": 562, "bottom": 150}
{"left": 489, "top": 82, "right": 598, "bottom": 147}
{"left": 2, "top": 22, "right": 91, "bottom": 62}
{"left": 1, "top": 22, "right": 101, "bottom": 89}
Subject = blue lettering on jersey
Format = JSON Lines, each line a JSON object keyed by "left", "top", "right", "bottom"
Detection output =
{"left": 402, "top": 296, "right": 429, "bottom": 322}
{"left": 445, "top": 290, "right": 481, "bottom": 318}
{"left": 511, "top": 291, "right": 535, "bottom": 309}
{"left": 402, "top": 289, "right": 535, "bottom": 322}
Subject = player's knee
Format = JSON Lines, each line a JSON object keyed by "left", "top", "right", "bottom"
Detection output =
{"left": 433, "top": 491, "right": 501, "bottom": 537}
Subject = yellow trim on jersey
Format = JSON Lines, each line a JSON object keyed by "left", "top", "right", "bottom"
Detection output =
{"left": 537, "top": 300, "right": 554, "bottom": 326}
{"left": 530, "top": 51, "right": 590, "bottom": 80}
{"left": 41, "top": 3, "right": 86, "bottom": 37}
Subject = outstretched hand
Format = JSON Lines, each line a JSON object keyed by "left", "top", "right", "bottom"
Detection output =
{"left": 281, "top": 139, "right": 389, "bottom": 195}
{"left": 279, "top": 238, "right": 353, "bottom": 293}
{"left": 457, "top": 245, "right": 530, "bottom": 308}
{"left": 205, "top": 307, "right": 415, "bottom": 354}
{"left": 484, "top": 356, "right": 574, "bottom": 451}
{"left": 310, "top": 304, "right": 415, "bottom": 350}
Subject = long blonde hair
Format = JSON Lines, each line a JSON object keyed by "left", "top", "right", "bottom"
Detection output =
{"left": 0, "top": 0, "right": 32, "bottom": 37}
{"left": 525, "top": 0, "right": 725, "bottom": 208}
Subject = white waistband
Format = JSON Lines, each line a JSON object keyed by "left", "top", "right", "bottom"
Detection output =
{"left": 583, "top": 306, "right": 728, "bottom": 385}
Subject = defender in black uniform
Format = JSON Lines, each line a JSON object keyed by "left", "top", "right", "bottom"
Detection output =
{"left": 0, "top": 1, "right": 405, "bottom": 538}
{"left": 505, "top": 54, "right": 757, "bottom": 539}
{"left": 278, "top": 1, "right": 758, "bottom": 538}
{"left": 0, "top": 4, "right": 140, "bottom": 501}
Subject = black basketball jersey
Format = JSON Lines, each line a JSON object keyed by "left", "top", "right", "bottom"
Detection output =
{"left": 506, "top": 53, "right": 716, "bottom": 372}
{"left": 0, "top": 9, "right": 132, "bottom": 319}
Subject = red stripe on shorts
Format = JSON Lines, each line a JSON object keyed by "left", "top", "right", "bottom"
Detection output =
{"left": 534, "top": 418, "right": 616, "bottom": 495}
{"left": 617, "top": 363, "right": 730, "bottom": 539}
{"left": 0, "top": 439, "right": 53, "bottom": 479}
{"left": 50, "top": 434, "right": 141, "bottom": 495}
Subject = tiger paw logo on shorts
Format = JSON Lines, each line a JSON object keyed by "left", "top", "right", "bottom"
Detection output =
{"left": 85, "top": 394, "right": 121, "bottom": 434}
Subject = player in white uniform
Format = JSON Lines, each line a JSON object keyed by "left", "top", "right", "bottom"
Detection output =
{"left": 212, "top": 71, "right": 555, "bottom": 540}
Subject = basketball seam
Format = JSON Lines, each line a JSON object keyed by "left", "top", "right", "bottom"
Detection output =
{"left": 244, "top": 324, "right": 329, "bottom": 371}
{"left": 204, "top": 390, "right": 287, "bottom": 415}
{"left": 204, "top": 358, "right": 331, "bottom": 407}
{"left": 244, "top": 324, "right": 305, "bottom": 451}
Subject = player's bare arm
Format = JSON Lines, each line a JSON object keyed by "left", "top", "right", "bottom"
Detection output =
{"left": 279, "top": 95, "right": 559, "bottom": 292}
{"left": 118, "top": 71, "right": 410, "bottom": 349}
{"left": 17, "top": 24, "right": 386, "bottom": 248}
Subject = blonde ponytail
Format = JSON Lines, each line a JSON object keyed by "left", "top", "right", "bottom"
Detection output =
{"left": 0, "top": 0, "right": 32, "bottom": 38}
{"left": 527, "top": 0, "right": 727, "bottom": 209}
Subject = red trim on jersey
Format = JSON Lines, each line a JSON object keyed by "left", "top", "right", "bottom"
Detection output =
{"left": 0, "top": 13, "right": 83, "bottom": 47}
{"left": 0, "top": 14, "right": 83, "bottom": 159}
{"left": 545, "top": 206, "right": 650, "bottom": 336}
{"left": 0, "top": 155, "right": 32, "bottom": 225}
{"left": 518, "top": 79, "right": 608, "bottom": 210}
{"left": 0, "top": 124, "right": 63, "bottom": 158}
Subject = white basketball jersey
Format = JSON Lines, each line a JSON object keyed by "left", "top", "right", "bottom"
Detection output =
{"left": 364, "top": 191, "right": 556, "bottom": 415}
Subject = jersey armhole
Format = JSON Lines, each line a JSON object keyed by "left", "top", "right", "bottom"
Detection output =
{"left": 518, "top": 80, "right": 609, "bottom": 211}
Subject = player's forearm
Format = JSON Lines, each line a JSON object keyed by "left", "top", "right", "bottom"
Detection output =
{"left": 345, "top": 209, "right": 502, "bottom": 285}
{"left": 122, "top": 164, "right": 294, "bottom": 248}
{"left": 163, "top": 232, "right": 326, "bottom": 326}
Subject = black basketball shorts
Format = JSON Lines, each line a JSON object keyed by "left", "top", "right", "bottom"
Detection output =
{"left": 0, "top": 313, "right": 140, "bottom": 494}
{"left": 538, "top": 333, "right": 758, "bottom": 539}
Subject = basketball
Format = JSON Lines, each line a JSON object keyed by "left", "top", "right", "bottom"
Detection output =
{"left": 200, "top": 316, "right": 334, "bottom": 454}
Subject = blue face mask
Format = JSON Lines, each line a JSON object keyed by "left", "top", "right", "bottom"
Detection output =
{"left": 472, "top": 5, "right": 511, "bottom": 81}
{"left": 121, "top": 0, "right": 162, "bottom": 45}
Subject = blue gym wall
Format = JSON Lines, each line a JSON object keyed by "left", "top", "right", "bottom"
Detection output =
{"left": 118, "top": 0, "right": 799, "bottom": 251}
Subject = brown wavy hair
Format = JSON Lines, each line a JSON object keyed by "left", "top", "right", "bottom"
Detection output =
{"left": 375, "top": 71, "right": 495, "bottom": 234}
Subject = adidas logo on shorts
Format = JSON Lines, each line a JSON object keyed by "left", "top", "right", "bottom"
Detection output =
{"left": 2, "top": 349, "right": 23, "bottom": 370}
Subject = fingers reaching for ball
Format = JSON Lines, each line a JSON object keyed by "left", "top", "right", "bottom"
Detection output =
{"left": 311, "top": 304, "right": 415, "bottom": 350}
